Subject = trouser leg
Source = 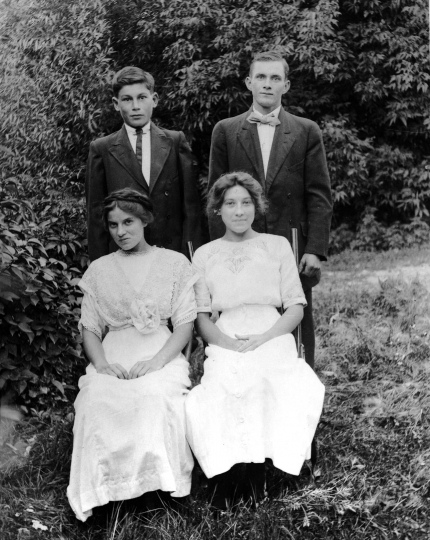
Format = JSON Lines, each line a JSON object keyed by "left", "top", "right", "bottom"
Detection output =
{"left": 302, "top": 288, "right": 315, "bottom": 369}
{"left": 207, "top": 469, "right": 234, "bottom": 510}
{"left": 208, "top": 463, "right": 266, "bottom": 509}
{"left": 244, "top": 463, "right": 266, "bottom": 504}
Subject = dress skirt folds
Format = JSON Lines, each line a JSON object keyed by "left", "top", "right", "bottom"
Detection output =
{"left": 68, "top": 327, "right": 193, "bottom": 522}
{"left": 185, "top": 305, "right": 325, "bottom": 478}
{"left": 184, "top": 234, "right": 325, "bottom": 479}
{"left": 67, "top": 248, "right": 197, "bottom": 522}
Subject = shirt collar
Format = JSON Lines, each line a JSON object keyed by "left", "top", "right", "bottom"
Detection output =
{"left": 252, "top": 105, "right": 281, "bottom": 118}
{"left": 124, "top": 122, "right": 151, "bottom": 135}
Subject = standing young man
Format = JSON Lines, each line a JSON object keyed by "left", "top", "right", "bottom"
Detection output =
{"left": 86, "top": 66, "right": 202, "bottom": 261}
{"left": 208, "top": 51, "right": 333, "bottom": 368}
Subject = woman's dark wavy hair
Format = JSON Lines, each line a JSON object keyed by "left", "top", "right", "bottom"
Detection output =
{"left": 207, "top": 171, "right": 268, "bottom": 216}
{"left": 102, "top": 188, "right": 154, "bottom": 230}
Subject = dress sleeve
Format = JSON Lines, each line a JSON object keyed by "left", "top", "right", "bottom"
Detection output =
{"left": 78, "top": 292, "right": 107, "bottom": 340}
{"left": 171, "top": 257, "right": 198, "bottom": 329}
{"left": 171, "top": 286, "right": 197, "bottom": 329}
{"left": 279, "top": 238, "right": 307, "bottom": 309}
{"left": 192, "top": 247, "right": 212, "bottom": 313}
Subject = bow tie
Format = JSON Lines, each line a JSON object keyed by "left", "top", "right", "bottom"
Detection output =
{"left": 247, "top": 112, "right": 281, "bottom": 127}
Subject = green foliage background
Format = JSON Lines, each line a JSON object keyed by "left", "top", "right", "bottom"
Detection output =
{"left": 0, "top": 0, "right": 429, "bottom": 407}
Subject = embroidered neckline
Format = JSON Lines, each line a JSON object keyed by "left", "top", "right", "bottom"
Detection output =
{"left": 116, "top": 246, "right": 158, "bottom": 257}
{"left": 219, "top": 234, "right": 262, "bottom": 244}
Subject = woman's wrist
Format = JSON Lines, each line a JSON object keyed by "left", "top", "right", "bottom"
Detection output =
{"left": 218, "top": 335, "right": 240, "bottom": 350}
{"left": 262, "top": 329, "right": 276, "bottom": 343}
{"left": 92, "top": 358, "right": 110, "bottom": 371}
{"left": 150, "top": 354, "right": 168, "bottom": 368}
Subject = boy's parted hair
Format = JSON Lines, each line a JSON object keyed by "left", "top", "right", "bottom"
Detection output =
{"left": 112, "top": 66, "right": 155, "bottom": 97}
{"left": 249, "top": 50, "right": 290, "bottom": 79}
{"left": 207, "top": 172, "right": 268, "bottom": 217}
{"left": 102, "top": 188, "right": 154, "bottom": 230}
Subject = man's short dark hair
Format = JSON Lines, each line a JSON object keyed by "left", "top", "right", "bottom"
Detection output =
{"left": 112, "top": 66, "right": 155, "bottom": 97}
{"left": 249, "top": 51, "right": 289, "bottom": 79}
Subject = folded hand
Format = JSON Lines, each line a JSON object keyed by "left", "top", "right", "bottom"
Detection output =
{"left": 128, "top": 358, "right": 165, "bottom": 379}
{"left": 96, "top": 363, "right": 129, "bottom": 379}
{"left": 235, "top": 333, "right": 267, "bottom": 353}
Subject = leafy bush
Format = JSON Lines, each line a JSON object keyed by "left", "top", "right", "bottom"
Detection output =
{"left": 0, "top": 177, "right": 88, "bottom": 411}
{"left": 0, "top": 0, "right": 114, "bottom": 182}
{"left": 330, "top": 210, "right": 430, "bottom": 253}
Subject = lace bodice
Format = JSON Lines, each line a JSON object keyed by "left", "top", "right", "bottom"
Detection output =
{"left": 79, "top": 248, "right": 197, "bottom": 339}
{"left": 192, "top": 234, "right": 306, "bottom": 312}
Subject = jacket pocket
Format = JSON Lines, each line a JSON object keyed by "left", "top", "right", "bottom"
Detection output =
{"left": 287, "top": 159, "right": 305, "bottom": 172}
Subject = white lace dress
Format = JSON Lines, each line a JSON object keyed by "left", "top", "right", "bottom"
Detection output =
{"left": 67, "top": 248, "right": 197, "bottom": 522}
{"left": 185, "top": 234, "right": 325, "bottom": 478}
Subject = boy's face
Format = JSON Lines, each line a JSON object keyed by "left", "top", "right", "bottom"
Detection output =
{"left": 113, "top": 83, "right": 158, "bottom": 128}
{"left": 245, "top": 61, "right": 290, "bottom": 114}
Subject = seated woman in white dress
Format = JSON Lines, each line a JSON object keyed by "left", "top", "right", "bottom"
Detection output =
{"left": 67, "top": 188, "right": 197, "bottom": 521}
{"left": 185, "top": 172, "right": 325, "bottom": 509}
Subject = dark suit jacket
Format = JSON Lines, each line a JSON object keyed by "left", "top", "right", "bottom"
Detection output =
{"left": 208, "top": 107, "right": 333, "bottom": 287}
{"left": 86, "top": 123, "right": 202, "bottom": 261}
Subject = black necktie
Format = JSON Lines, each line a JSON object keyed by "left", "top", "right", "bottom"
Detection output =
{"left": 135, "top": 128, "right": 143, "bottom": 168}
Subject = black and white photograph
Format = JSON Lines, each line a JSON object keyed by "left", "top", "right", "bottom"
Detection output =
{"left": 0, "top": 0, "right": 429, "bottom": 538}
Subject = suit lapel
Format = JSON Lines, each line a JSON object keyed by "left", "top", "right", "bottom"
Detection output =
{"left": 108, "top": 126, "right": 149, "bottom": 192}
{"left": 237, "top": 110, "right": 265, "bottom": 186}
{"left": 265, "top": 108, "right": 296, "bottom": 193}
{"left": 149, "top": 124, "right": 171, "bottom": 193}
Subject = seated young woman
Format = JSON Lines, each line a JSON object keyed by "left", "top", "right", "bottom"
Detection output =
{"left": 67, "top": 188, "right": 197, "bottom": 521}
{"left": 185, "top": 172, "right": 325, "bottom": 509}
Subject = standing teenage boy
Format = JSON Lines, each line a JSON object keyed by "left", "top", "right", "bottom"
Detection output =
{"left": 86, "top": 66, "right": 202, "bottom": 261}
{"left": 208, "top": 51, "right": 332, "bottom": 368}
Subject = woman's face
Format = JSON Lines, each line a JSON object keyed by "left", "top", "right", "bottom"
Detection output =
{"left": 219, "top": 185, "right": 255, "bottom": 235}
{"left": 107, "top": 206, "right": 146, "bottom": 251}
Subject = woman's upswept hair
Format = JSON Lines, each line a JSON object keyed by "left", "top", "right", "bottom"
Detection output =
{"left": 207, "top": 172, "right": 268, "bottom": 216}
{"left": 102, "top": 188, "right": 154, "bottom": 230}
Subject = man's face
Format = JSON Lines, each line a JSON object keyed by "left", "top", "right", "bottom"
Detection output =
{"left": 112, "top": 83, "right": 158, "bottom": 128}
{"left": 245, "top": 61, "right": 290, "bottom": 114}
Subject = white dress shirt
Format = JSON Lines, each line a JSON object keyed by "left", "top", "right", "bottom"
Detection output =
{"left": 253, "top": 105, "right": 281, "bottom": 178}
{"left": 124, "top": 122, "right": 151, "bottom": 186}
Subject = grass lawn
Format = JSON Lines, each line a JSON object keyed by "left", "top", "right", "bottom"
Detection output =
{"left": 1, "top": 247, "right": 429, "bottom": 539}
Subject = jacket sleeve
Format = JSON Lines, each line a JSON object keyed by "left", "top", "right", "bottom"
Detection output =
{"left": 303, "top": 123, "right": 333, "bottom": 261}
{"left": 177, "top": 131, "right": 202, "bottom": 255}
{"left": 85, "top": 141, "right": 110, "bottom": 262}
{"left": 208, "top": 121, "right": 229, "bottom": 240}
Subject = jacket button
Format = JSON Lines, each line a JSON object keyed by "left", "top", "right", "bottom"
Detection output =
{"left": 165, "top": 191, "right": 169, "bottom": 196}
{"left": 167, "top": 214, "right": 171, "bottom": 219}
{"left": 289, "top": 219, "right": 292, "bottom": 224}
{"left": 287, "top": 193, "right": 291, "bottom": 199}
